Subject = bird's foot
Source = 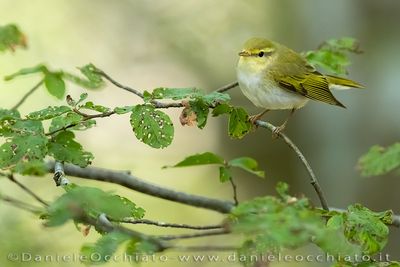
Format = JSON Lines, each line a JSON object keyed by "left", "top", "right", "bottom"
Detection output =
{"left": 249, "top": 114, "right": 262, "bottom": 125}
{"left": 272, "top": 124, "right": 286, "bottom": 139}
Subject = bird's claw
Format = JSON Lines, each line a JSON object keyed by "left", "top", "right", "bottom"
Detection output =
{"left": 272, "top": 125, "right": 285, "bottom": 139}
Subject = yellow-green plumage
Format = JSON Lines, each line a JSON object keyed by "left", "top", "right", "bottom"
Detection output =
{"left": 237, "top": 37, "right": 363, "bottom": 110}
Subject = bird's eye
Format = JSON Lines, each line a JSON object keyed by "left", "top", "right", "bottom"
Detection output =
{"left": 258, "top": 51, "right": 264, "bottom": 57}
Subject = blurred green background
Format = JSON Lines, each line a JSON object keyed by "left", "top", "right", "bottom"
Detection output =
{"left": 0, "top": 0, "right": 399, "bottom": 266}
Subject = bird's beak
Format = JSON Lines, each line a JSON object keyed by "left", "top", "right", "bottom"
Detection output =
{"left": 238, "top": 51, "right": 250, "bottom": 57}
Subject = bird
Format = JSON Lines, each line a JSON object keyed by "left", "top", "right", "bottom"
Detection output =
{"left": 236, "top": 37, "right": 363, "bottom": 136}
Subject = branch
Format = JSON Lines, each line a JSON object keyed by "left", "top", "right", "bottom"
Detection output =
{"left": 216, "top": 81, "right": 239, "bottom": 93}
{"left": 0, "top": 194, "right": 43, "bottom": 213}
{"left": 53, "top": 161, "right": 70, "bottom": 186}
{"left": 46, "top": 161, "right": 234, "bottom": 213}
{"left": 229, "top": 177, "right": 239, "bottom": 206}
{"left": 117, "top": 218, "right": 223, "bottom": 230}
{"left": 156, "top": 229, "right": 229, "bottom": 241}
{"left": 11, "top": 79, "right": 44, "bottom": 110}
{"left": 7, "top": 174, "right": 48, "bottom": 206}
{"left": 255, "top": 120, "right": 329, "bottom": 211}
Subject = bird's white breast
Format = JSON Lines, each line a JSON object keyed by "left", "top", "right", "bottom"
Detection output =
{"left": 236, "top": 60, "right": 309, "bottom": 110}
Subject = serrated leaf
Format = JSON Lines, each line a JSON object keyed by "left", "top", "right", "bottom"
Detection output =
{"left": 47, "top": 131, "right": 94, "bottom": 167}
{"left": 166, "top": 152, "right": 224, "bottom": 168}
{"left": 0, "top": 108, "right": 20, "bottom": 123}
{"left": 228, "top": 107, "right": 252, "bottom": 139}
{"left": 228, "top": 157, "right": 265, "bottom": 178}
{"left": 81, "top": 232, "right": 131, "bottom": 264}
{"left": 48, "top": 112, "right": 93, "bottom": 133}
{"left": 0, "top": 24, "right": 27, "bottom": 53}
{"left": 44, "top": 72, "right": 66, "bottom": 99}
{"left": 212, "top": 103, "right": 233, "bottom": 117}
{"left": 0, "top": 120, "right": 47, "bottom": 172}
{"left": 114, "top": 106, "right": 134, "bottom": 115}
{"left": 219, "top": 166, "right": 231, "bottom": 182}
{"left": 14, "top": 160, "right": 47, "bottom": 176}
{"left": 344, "top": 204, "right": 390, "bottom": 255}
{"left": 188, "top": 99, "right": 209, "bottom": 129}
{"left": 4, "top": 64, "right": 47, "bottom": 81}
{"left": 80, "top": 101, "right": 110, "bottom": 113}
{"left": 45, "top": 185, "right": 145, "bottom": 227}
{"left": 358, "top": 143, "right": 400, "bottom": 177}
{"left": 151, "top": 87, "right": 201, "bottom": 100}
{"left": 26, "top": 106, "right": 71, "bottom": 120}
{"left": 130, "top": 105, "right": 174, "bottom": 149}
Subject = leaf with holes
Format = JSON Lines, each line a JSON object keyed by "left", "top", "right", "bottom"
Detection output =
{"left": 47, "top": 131, "right": 94, "bottom": 167}
{"left": 188, "top": 98, "right": 209, "bottom": 129}
{"left": 151, "top": 87, "right": 201, "bottom": 100}
{"left": 27, "top": 106, "right": 71, "bottom": 120}
{"left": 358, "top": 143, "right": 400, "bottom": 177}
{"left": 80, "top": 101, "right": 111, "bottom": 113}
{"left": 130, "top": 105, "right": 174, "bottom": 149}
{"left": 48, "top": 112, "right": 95, "bottom": 133}
{"left": 228, "top": 107, "right": 252, "bottom": 139}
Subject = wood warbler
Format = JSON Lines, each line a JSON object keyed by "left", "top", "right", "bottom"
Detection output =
{"left": 236, "top": 37, "right": 363, "bottom": 135}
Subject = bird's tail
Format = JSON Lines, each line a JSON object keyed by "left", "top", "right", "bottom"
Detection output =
{"left": 327, "top": 75, "right": 364, "bottom": 90}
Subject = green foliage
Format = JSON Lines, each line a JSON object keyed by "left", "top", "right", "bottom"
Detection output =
{"left": 165, "top": 152, "right": 264, "bottom": 182}
{"left": 305, "top": 37, "right": 361, "bottom": 75}
{"left": 4, "top": 64, "right": 47, "bottom": 81}
{"left": 187, "top": 98, "right": 210, "bottom": 129}
{"left": 0, "top": 24, "right": 26, "bottom": 52}
{"left": 114, "top": 106, "right": 134, "bottom": 114}
{"left": 228, "top": 107, "right": 252, "bottom": 138}
{"left": 47, "top": 131, "right": 94, "bottom": 167}
{"left": 44, "top": 72, "right": 66, "bottom": 99}
{"left": 151, "top": 87, "right": 201, "bottom": 100}
{"left": 80, "top": 101, "right": 111, "bottom": 113}
{"left": 27, "top": 106, "right": 71, "bottom": 120}
{"left": 80, "top": 232, "right": 131, "bottom": 264}
{"left": 358, "top": 143, "right": 400, "bottom": 176}
{"left": 130, "top": 104, "right": 174, "bottom": 149}
{"left": 45, "top": 184, "right": 145, "bottom": 227}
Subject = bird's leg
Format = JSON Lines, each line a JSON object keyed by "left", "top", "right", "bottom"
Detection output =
{"left": 249, "top": 109, "right": 270, "bottom": 124}
{"left": 272, "top": 108, "right": 296, "bottom": 138}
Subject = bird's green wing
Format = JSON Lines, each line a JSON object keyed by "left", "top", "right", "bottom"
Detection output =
{"left": 276, "top": 70, "right": 346, "bottom": 108}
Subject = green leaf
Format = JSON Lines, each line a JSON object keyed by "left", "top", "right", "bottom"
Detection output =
{"left": 167, "top": 152, "right": 224, "bottom": 168}
{"left": 45, "top": 185, "right": 145, "bottom": 227}
{"left": 130, "top": 105, "right": 174, "bottom": 149}
{"left": 343, "top": 204, "right": 390, "bottom": 255}
{"left": 14, "top": 160, "right": 47, "bottom": 176}
{"left": 0, "top": 119, "right": 47, "bottom": 172}
{"left": 81, "top": 232, "right": 131, "bottom": 264}
{"left": 47, "top": 131, "right": 94, "bottom": 167}
{"left": 151, "top": 87, "right": 201, "bottom": 100}
{"left": 212, "top": 103, "right": 233, "bottom": 117}
{"left": 202, "top": 91, "right": 231, "bottom": 105}
{"left": 4, "top": 64, "right": 47, "bottom": 81}
{"left": 228, "top": 107, "right": 252, "bottom": 139}
{"left": 0, "top": 24, "right": 26, "bottom": 53}
{"left": 219, "top": 166, "right": 231, "bottom": 182}
{"left": 188, "top": 98, "right": 209, "bottom": 129}
{"left": 114, "top": 106, "right": 134, "bottom": 115}
{"left": 228, "top": 157, "right": 265, "bottom": 178}
{"left": 48, "top": 112, "right": 95, "bottom": 133}
{"left": 61, "top": 64, "right": 104, "bottom": 90}
{"left": 44, "top": 72, "right": 66, "bottom": 99}
{"left": 80, "top": 101, "right": 111, "bottom": 113}
{"left": 0, "top": 108, "right": 20, "bottom": 123}
{"left": 358, "top": 143, "right": 400, "bottom": 177}
{"left": 26, "top": 106, "right": 71, "bottom": 120}
{"left": 126, "top": 239, "right": 160, "bottom": 259}
{"left": 304, "top": 38, "right": 361, "bottom": 75}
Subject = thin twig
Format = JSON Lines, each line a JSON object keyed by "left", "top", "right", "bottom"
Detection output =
{"left": 7, "top": 174, "right": 48, "bottom": 206}
{"left": 11, "top": 79, "right": 44, "bottom": 110}
{"left": 156, "top": 229, "right": 229, "bottom": 240}
{"left": 0, "top": 194, "right": 43, "bottom": 213}
{"left": 255, "top": 120, "right": 329, "bottom": 211}
{"left": 229, "top": 178, "right": 239, "bottom": 206}
{"left": 94, "top": 70, "right": 144, "bottom": 98}
{"left": 118, "top": 218, "right": 223, "bottom": 230}
{"left": 46, "top": 161, "right": 235, "bottom": 213}
{"left": 216, "top": 81, "right": 239, "bottom": 93}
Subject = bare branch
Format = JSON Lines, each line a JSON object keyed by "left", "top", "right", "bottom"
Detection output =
{"left": 7, "top": 174, "right": 48, "bottom": 206}
{"left": 0, "top": 194, "right": 43, "bottom": 213}
{"left": 156, "top": 229, "right": 229, "bottom": 240}
{"left": 46, "top": 161, "right": 235, "bottom": 213}
{"left": 118, "top": 218, "right": 223, "bottom": 230}
{"left": 94, "top": 70, "right": 144, "bottom": 98}
{"left": 255, "top": 120, "right": 329, "bottom": 211}
{"left": 53, "top": 161, "right": 70, "bottom": 186}
{"left": 216, "top": 81, "right": 239, "bottom": 93}
{"left": 11, "top": 79, "right": 44, "bottom": 110}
